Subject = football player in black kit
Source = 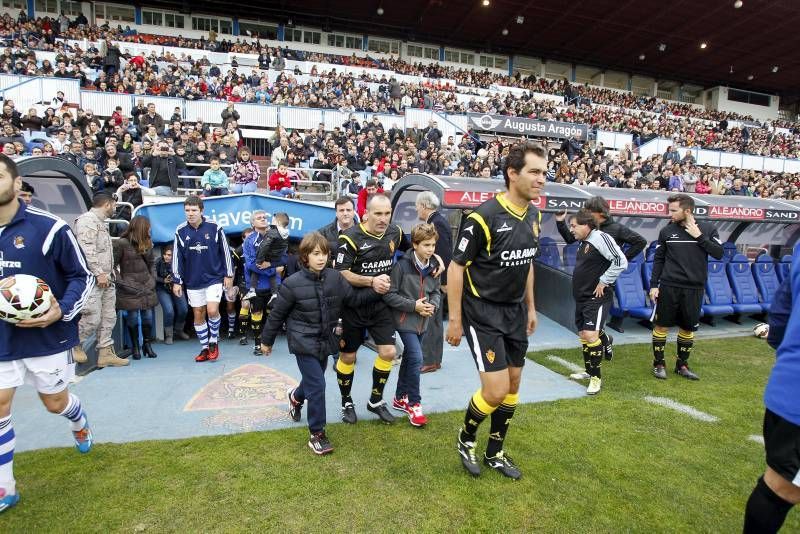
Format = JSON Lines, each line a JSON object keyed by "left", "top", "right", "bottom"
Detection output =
{"left": 446, "top": 142, "right": 546, "bottom": 479}
{"left": 335, "top": 193, "right": 441, "bottom": 424}
{"left": 649, "top": 194, "right": 723, "bottom": 380}
{"left": 555, "top": 195, "right": 646, "bottom": 362}
{"left": 567, "top": 209, "right": 627, "bottom": 395}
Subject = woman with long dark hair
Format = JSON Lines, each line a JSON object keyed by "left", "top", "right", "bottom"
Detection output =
{"left": 113, "top": 216, "right": 159, "bottom": 360}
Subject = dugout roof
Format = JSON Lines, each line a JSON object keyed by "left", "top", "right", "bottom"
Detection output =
{"left": 391, "top": 173, "right": 800, "bottom": 224}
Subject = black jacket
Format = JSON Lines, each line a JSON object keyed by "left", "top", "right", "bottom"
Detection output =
{"left": 142, "top": 154, "right": 186, "bottom": 191}
{"left": 650, "top": 221, "right": 724, "bottom": 289}
{"left": 255, "top": 225, "right": 289, "bottom": 264}
{"left": 261, "top": 266, "right": 371, "bottom": 357}
{"left": 426, "top": 210, "right": 452, "bottom": 285}
{"left": 319, "top": 219, "right": 344, "bottom": 262}
{"left": 557, "top": 215, "right": 646, "bottom": 261}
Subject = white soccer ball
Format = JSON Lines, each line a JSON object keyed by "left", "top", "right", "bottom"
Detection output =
{"left": 0, "top": 274, "right": 53, "bottom": 324}
{"left": 753, "top": 322, "right": 769, "bottom": 339}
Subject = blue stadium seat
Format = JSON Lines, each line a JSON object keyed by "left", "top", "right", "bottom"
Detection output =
{"left": 726, "top": 254, "right": 765, "bottom": 314}
{"left": 563, "top": 242, "right": 578, "bottom": 267}
{"left": 722, "top": 242, "right": 737, "bottom": 263}
{"left": 645, "top": 241, "right": 658, "bottom": 261}
{"left": 537, "top": 241, "right": 562, "bottom": 268}
{"left": 628, "top": 251, "right": 644, "bottom": 265}
{"left": 702, "top": 260, "right": 735, "bottom": 319}
{"left": 778, "top": 254, "right": 792, "bottom": 283}
{"left": 609, "top": 262, "right": 653, "bottom": 332}
{"left": 642, "top": 260, "right": 654, "bottom": 289}
{"left": 753, "top": 255, "right": 780, "bottom": 308}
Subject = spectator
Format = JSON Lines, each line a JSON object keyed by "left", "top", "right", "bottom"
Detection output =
{"left": 230, "top": 147, "right": 261, "bottom": 193}
{"left": 221, "top": 103, "right": 239, "bottom": 128}
{"left": 268, "top": 161, "right": 296, "bottom": 198}
{"left": 142, "top": 141, "right": 186, "bottom": 196}
{"left": 201, "top": 157, "right": 230, "bottom": 196}
{"left": 114, "top": 173, "right": 146, "bottom": 220}
{"left": 356, "top": 179, "right": 383, "bottom": 219}
{"left": 20, "top": 108, "right": 42, "bottom": 131}
{"left": 726, "top": 178, "right": 750, "bottom": 196}
{"left": 137, "top": 103, "right": 164, "bottom": 135}
{"left": 155, "top": 244, "right": 190, "bottom": 344}
{"left": 113, "top": 216, "right": 158, "bottom": 360}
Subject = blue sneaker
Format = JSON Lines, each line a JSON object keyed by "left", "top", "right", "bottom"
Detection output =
{"left": 0, "top": 491, "right": 20, "bottom": 513}
{"left": 72, "top": 420, "right": 93, "bottom": 454}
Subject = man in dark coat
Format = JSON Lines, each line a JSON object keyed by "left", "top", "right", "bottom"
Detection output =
{"left": 415, "top": 191, "right": 452, "bottom": 373}
{"left": 142, "top": 141, "right": 186, "bottom": 195}
{"left": 318, "top": 197, "right": 356, "bottom": 264}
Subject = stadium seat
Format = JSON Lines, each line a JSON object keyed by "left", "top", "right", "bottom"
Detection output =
{"left": 537, "top": 237, "right": 562, "bottom": 268}
{"left": 702, "top": 260, "right": 735, "bottom": 320}
{"left": 563, "top": 242, "right": 578, "bottom": 268}
{"left": 777, "top": 254, "right": 792, "bottom": 282}
{"left": 628, "top": 251, "right": 644, "bottom": 265}
{"left": 721, "top": 242, "right": 737, "bottom": 263}
{"left": 752, "top": 255, "right": 780, "bottom": 308}
{"left": 726, "top": 254, "right": 765, "bottom": 315}
{"left": 645, "top": 241, "right": 658, "bottom": 261}
{"left": 608, "top": 262, "right": 653, "bottom": 333}
{"left": 642, "top": 259, "right": 654, "bottom": 289}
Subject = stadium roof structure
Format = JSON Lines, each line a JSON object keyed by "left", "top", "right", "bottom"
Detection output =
{"left": 156, "top": 0, "right": 800, "bottom": 100}
{"left": 391, "top": 174, "right": 800, "bottom": 224}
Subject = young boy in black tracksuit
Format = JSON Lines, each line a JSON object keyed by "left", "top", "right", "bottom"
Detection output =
{"left": 260, "top": 231, "right": 373, "bottom": 455}
{"left": 246, "top": 212, "right": 290, "bottom": 303}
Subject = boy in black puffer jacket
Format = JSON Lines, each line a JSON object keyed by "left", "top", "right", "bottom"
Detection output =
{"left": 261, "top": 231, "right": 372, "bottom": 455}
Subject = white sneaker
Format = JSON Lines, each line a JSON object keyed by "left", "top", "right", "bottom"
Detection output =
{"left": 242, "top": 289, "right": 256, "bottom": 301}
{"left": 586, "top": 376, "right": 602, "bottom": 395}
{"left": 569, "top": 371, "right": 591, "bottom": 380}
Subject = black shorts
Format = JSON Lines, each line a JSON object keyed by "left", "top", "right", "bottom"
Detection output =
{"left": 574, "top": 299, "right": 612, "bottom": 332}
{"left": 763, "top": 409, "right": 800, "bottom": 486}
{"left": 461, "top": 295, "right": 528, "bottom": 373}
{"left": 653, "top": 285, "right": 704, "bottom": 331}
{"left": 249, "top": 289, "right": 273, "bottom": 314}
{"left": 340, "top": 301, "right": 396, "bottom": 352}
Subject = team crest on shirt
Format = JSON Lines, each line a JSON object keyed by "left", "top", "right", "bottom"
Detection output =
{"left": 13, "top": 236, "right": 24, "bottom": 249}
{"left": 205, "top": 233, "right": 210, "bottom": 240}
{"left": 339, "top": 339, "right": 346, "bottom": 349}
{"left": 532, "top": 221, "right": 540, "bottom": 238}
{"left": 389, "top": 240, "right": 395, "bottom": 253}
{"left": 486, "top": 349, "right": 496, "bottom": 364}
{"left": 584, "top": 243, "right": 591, "bottom": 254}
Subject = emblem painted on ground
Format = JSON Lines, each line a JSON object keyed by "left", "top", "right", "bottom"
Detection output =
{"left": 184, "top": 364, "right": 299, "bottom": 431}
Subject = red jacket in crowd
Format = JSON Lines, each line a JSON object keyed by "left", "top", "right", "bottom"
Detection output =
{"left": 268, "top": 170, "right": 293, "bottom": 191}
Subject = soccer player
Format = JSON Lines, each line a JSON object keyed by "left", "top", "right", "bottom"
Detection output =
{"left": 743, "top": 257, "right": 799, "bottom": 533}
{"left": 566, "top": 209, "right": 627, "bottom": 395}
{"left": 649, "top": 193, "right": 723, "bottom": 380}
{"left": 0, "top": 154, "right": 95, "bottom": 512}
{"left": 334, "top": 193, "right": 407, "bottom": 424}
{"left": 555, "top": 195, "right": 646, "bottom": 362}
{"left": 446, "top": 141, "right": 545, "bottom": 479}
{"left": 172, "top": 196, "right": 233, "bottom": 362}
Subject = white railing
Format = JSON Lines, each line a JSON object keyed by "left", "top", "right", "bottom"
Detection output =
{"left": 0, "top": 75, "right": 81, "bottom": 110}
{"left": 637, "top": 136, "right": 800, "bottom": 173}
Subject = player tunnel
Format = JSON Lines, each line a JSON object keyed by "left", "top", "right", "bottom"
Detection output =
{"left": 15, "top": 156, "right": 92, "bottom": 223}
{"left": 390, "top": 173, "right": 800, "bottom": 332}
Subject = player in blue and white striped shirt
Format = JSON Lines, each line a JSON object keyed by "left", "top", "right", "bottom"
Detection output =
{"left": 0, "top": 154, "right": 95, "bottom": 513}
{"left": 172, "top": 195, "right": 233, "bottom": 363}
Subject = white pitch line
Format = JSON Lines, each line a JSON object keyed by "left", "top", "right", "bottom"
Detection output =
{"left": 643, "top": 396, "right": 719, "bottom": 422}
{"left": 748, "top": 434, "right": 765, "bottom": 445}
{"left": 546, "top": 355, "right": 584, "bottom": 373}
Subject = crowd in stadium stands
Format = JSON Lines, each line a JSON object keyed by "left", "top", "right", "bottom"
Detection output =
{"left": 0, "top": 11, "right": 799, "bottom": 201}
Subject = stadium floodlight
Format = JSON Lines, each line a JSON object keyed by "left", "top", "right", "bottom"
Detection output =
{"left": 747, "top": 74, "right": 754, "bottom": 80}
{"left": 700, "top": 42, "right": 707, "bottom": 49}
{"left": 658, "top": 43, "right": 666, "bottom": 52}
{"left": 772, "top": 65, "right": 779, "bottom": 73}
{"left": 376, "top": 6, "right": 384, "bottom": 15}
{"left": 502, "top": 28, "right": 509, "bottom": 36}
{"left": 639, "top": 54, "right": 645, "bottom": 60}
{"left": 734, "top": 0, "right": 743, "bottom": 8}
{"left": 482, "top": 0, "right": 490, "bottom": 6}
{"left": 516, "top": 15, "right": 524, "bottom": 24}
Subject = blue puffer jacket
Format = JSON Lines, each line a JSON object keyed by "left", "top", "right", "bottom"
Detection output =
{"left": 261, "top": 266, "right": 372, "bottom": 357}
